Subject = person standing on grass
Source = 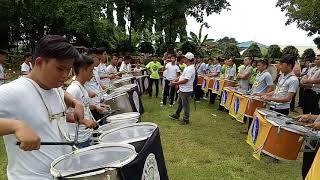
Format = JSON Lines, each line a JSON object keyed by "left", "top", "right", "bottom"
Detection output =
{"left": 237, "top": 57, "right": 253, "bottom": 91}
{"left": 298, "top": 59, "right": 312, "bottom": 107}
{"left": 0, "top": 49, "right": 8, "bottom": 86}
{"left": 169, "top": 52, "right": 196, "bottom": 125}
{"left": 300, "top": 55, "right": 320, "bottom": 115}
{"left": 208, "top": 57, "right": 222, "bottom": 104}
{"left": 260, "top": 54, "right": 299, "bottom": 116}
{"left": 146, "top": 55, "right": 163, "bottom": 98}
{"left": 194, "top": 56, "right": 206, "bottom": 101}
{"left": 0, "top": 35, "right": 95, "bottom": 180}
{"left": 21, "top": 52, "right": 33, "bottom": 76}
{"left": 162, "top": 54, "right": 180, "bottom": 107}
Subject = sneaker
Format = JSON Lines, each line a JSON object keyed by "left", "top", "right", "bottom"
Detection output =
{"left": 169, "top": 104, "right": 173, "bottom": 107}
{"left": 160, "top": 101, "right": 163, "bottom": 104}
{"left": 169, "top": 114, "right": 179, "bottom": 120}
{"left": 180, "top": 120, "right": 189, "bottom": 125}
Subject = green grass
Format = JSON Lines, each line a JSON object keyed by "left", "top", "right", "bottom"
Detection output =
{"left": 0, "top": 94, "right": 302, "bottom": 180}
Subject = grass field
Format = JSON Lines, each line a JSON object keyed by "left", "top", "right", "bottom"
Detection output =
{"left": 0, "top": 93, "right": 303, "bottom": 180}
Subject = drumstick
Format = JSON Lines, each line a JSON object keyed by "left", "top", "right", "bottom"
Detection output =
{"left": 16, "top": 142, "right": 76, "bottom": 146}
{"left": 85, "top": 109, "right": 120, "bottom": 129}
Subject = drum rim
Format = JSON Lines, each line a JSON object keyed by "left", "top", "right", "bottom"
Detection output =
{"left": 106, "top": 112, "right": 140, "bottom": 120}
{"left": 256, "top": 108, "right": 283, "bottom": 117}
{"left": 97, "top": 119, "right": 139, "bottom": 131}
{"left": 50, "top": 143, "right": 137, "bottom": 178}
{"left": 103, "top": 92, "right": 128, "bottom": 100}
{"left": 243, "top": 95, "right": 266, "bottom": 102}
{"left": 98, "top": 122, "right": 158, "bottom": 144}
{"left": 262, "top": 150, "right": 296, "bottom": 161}
{"left": 265, "top": 115, "right": 306, "bottom": 135}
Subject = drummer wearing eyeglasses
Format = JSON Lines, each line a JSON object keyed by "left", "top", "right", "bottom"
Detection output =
{"left": 0, "top": 35, "right": 95, "bottom": 180}
{"left": 260, "top": 54, "right": 299, "bottom": 116}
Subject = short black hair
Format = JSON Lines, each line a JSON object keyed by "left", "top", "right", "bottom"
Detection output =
{"left": 177, "top": 55, "right": 184, "bottom": 62}
{"left": 97, "top": 47, "right": 107, "bottom": 54}
{"left": 124, "top": 55, "right": 132, "bottom": 61}
{"left": 35, "top": 35, "right": 79, "bottom": 61}
{"left": 24, "top": 52, "right": 32, "bottom": 59}
{"left": 88, "top": 47, "right": 98, "bottom": 55}
{"left": 280, "top": 54, "right": 296, "bottom": 69}
{"left": 229, "top": 57, "right": 236, "bottom": 63}
{"left": 217, "top": 57, "right": 223, "bottom": 63}
{"left": 73, "top": 55, "right": 94, "bottom": 75}
{"left": 0, "top": 49, "right": 8, "bottom": 55}
{"left": 257, "top": 59, "right": 269, "bottom": 66}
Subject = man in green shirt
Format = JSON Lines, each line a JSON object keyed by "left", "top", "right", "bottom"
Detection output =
{"left": 146, "top": 55, "right": 163, "bottom": 97}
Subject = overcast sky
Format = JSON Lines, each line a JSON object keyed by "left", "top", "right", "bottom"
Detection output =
{"left": 186, "top": 0, "right": 317, "bottom": 47}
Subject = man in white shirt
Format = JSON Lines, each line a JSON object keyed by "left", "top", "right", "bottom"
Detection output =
{"left": 162, "top": 54, "right": 180, "bottom": 106}
{"left": 119, "top": 55, "right": 132, "bottom": 73}
{"left": 169, "top": 52, "right": 195, "bottom": 125}
{"left": 21, "top": 52, "right": 33, "bottom": 76}
{"left": 237, "top": 57, "right": 253, "bottom": 91}
{"left": 96, "top": 47, "right": 111, "bottom": 86}
{"left": 0, "top": 49, "right": 8, "bottom": 86}
{"left": 84, "top": 48, "right": 107, "bottom": 121}
{"left": 67, "top": 55, "right": 100, "bottom": 148}
{"left": 0, "top": 35, "right": 93, "bottom": 180}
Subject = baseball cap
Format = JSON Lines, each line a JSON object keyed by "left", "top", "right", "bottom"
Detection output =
{"left": 184, "top": 52, "right": 194, "bottom": 60}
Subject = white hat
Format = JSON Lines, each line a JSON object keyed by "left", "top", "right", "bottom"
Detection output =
{"left": 184, "top": 52, "right": 194, "bottom": 60}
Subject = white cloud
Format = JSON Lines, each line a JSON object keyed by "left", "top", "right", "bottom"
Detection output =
{"left": 186, "top": 0, "right": 318, "bottom": 47}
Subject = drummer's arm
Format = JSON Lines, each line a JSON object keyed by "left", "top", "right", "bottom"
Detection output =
{"left": 268, "top": 92, "right": 295, "bottom": 103}
{"left": 266, "top": 86, "right": 273, "bottom": 93}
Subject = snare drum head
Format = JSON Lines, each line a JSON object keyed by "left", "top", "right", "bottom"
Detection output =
{"left": 99, "top": 122, "right": 157, "bottom": 144}
{"left": 107, "top": 112, "right": 140, "bottom": 122}
{"left": 256, "top": 108, "right": 280, "bottom": 117}
{"left": 99, "top": 120, "right": 138, "bottom": 132}
{"left": 265, "top": 115, "right": 309, "bottom": 135}
{"left": 51, "top": 144, "right": 137, "bottom": 178}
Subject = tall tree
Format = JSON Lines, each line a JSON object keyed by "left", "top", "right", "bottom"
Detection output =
{"left": 282, "top": 45, "right": 299, "bottom": 59}
{"left": 242, "top": 43, "right": 262, "bottom": 60}
{"left": 301, "top": 48, "right": 316, "bottom": 61}
{"left": 267, "top": 44, "right": 282, "bottom": 59}
{"left": 223, "top": 44, "right": 240, "bottom": 58}
{"left": 276, "top": 0, "right": 320, "bottom": 36}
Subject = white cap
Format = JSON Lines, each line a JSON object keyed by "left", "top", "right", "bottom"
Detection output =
{"left": 184, "top": 52, "right": 194, "bottom": 60}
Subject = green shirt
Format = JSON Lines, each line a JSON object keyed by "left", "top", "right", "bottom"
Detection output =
{"left": 179, "top": 63, "right": 187, "bottom": 73}
{"left": 146, "top": 61, "right": 163, "bottom": 79}
{"left": 249, "top": 68, "right": 257, "bottom": 85}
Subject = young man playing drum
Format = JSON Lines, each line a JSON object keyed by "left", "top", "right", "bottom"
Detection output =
{"left": 0, "top": 35, "right": 96, "bottom": 179}
{"left": 66, "top": 55, "right": 100, "bottom": 148}
{"left": 169, "top": 52, "right": 196, "bottom": 125}
{"left": 261, "top": 54, "right": 299, "bottom": 115}
{"left": 21, "top": 52, "right": 33, "bottom": 76}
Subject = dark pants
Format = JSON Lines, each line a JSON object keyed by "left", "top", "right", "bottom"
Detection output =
{"left": 302, "top": 141, "right": 320, "bottom": 179}
{"left": 270, "top": 107, "right": 289, "bottom": 116}
{"left": 195, "top": 85, "right": 204, "bottom": 101}
{"left": 298, "top": 87, "right": 304, "bottom": 107}
{"left": 209, "top": 90, "right": 216, "bottom": 104}
{"left": 162, "top": 79, "right": 176, "bottom": 105}
{"left": 246, "top": 117, "right": 253, "bottom": 131}
{"left": 174, "top": 92, "right": 192, "bottom": 121}
{"left": 148, "top": 78, "right": 159, "bottom": 97}
{"left": 302, "top": 89, "right": 320, "bottom": 114}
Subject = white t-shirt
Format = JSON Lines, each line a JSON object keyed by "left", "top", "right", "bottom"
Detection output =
{"left": 0, "top": 64, "right": 5, "bottom": 85}
{"left": 21, "top": 62, "right": 32, "bottom": 74}
{"left": 179, "top": 65, "right": 196, "bottom": 92}
{"left": 165, "top": 63, "right": 180, "bottom": 81}
{"left": 84, "top": 67, "right": 102, "bottom": 105}
{"left": 66, "top": 81, "right": 93, "bottom": 142}
{"left": 97, "top": 63, "right": 109, "bottom": 86}
{"left": 106, "top": 64, "right": 118, "bottom": 75}
{"left": 0, "top": 78, "right": 72, "bottom": 180}
{"left": 119, "top": 62, "right": 131, "bottom": 72}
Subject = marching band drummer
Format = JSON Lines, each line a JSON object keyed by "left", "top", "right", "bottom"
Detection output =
{"left": 21, "top": 52, "right": 33, "bottom": 76}
{"left": 298, "top": 113, "right": 320, "bottom": 179}
{"left": 84, "top": 48, "right": 108, "bottom": 121}
{"left": 207, "top": 57, "right": 222, "bottom": 105}
{"left": 243, "top": 59, "right": 274, "bottom": 133}
{"left": 0, "top": 35, "right": 95, "bottom": 179}
{"left": 119, "top": 55, "right": 132, "bottom": 73}
{"left": 260, "top": 54, "right": 299, "bottom": 116}
{"left": 237, "top": 57, "right": 253, "bottom": 91}
{"left": 225, "top": 57, "right": 237, "bottom": 80}
{"left": 96, "top": 47, "right": 112, "bottom": 86}
{"left": 106, "top": 54, "right": 121, "bottom": 79}
{"left": 66, "top": 55, "right": 99, "bottom": 148}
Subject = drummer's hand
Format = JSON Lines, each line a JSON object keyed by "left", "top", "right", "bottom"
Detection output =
{"left": 297, "top": 114, "right": 312, "bottom": 123}
{"left": 302, "top": 78, "right": 310, "bottom": 84}
{"left": 253, "top": 93, "right": 260, "bottom": 96}
{"left": 82, "top": 119, "right": 98, "bottom": 129}
{"left": 261, "top": 95, "right": 272, "bottom": 101}
{"left": 14, "top": 122, "right": 41, "bottom": 151}
{"left": 96, "top": 106, "right": 107, "bottom": 114}
{"left": 306, "top": 122, "right": 320, "bottom": 131}
{"left": 73, "top": 100, "right": 85, "bottom": 123}
{"left": 88, "top": 92, "right": 96, "bottom": 98}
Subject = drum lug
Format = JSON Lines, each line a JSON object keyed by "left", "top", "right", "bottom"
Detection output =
{"left": 298, "top": 136, "right": 304, "bottom": 142}
{"left": 277, "top": 126, "right": 281, "bottom": 134}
